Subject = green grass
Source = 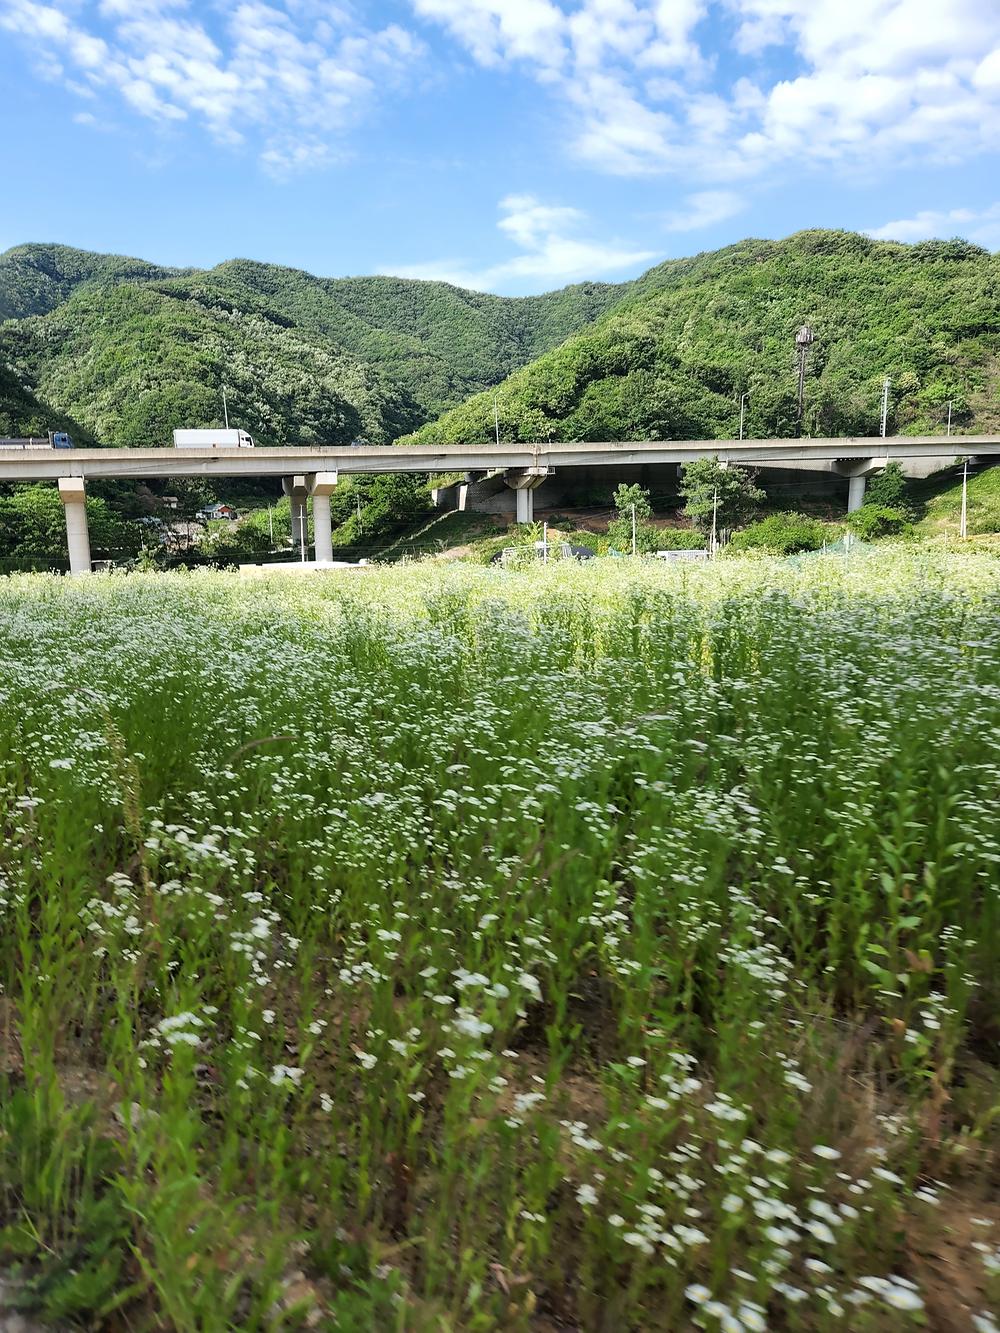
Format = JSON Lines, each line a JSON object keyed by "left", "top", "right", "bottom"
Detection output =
{"left": 911, "top": 462, "right": 1000, "bottom": 537}
{"left": 377, "top": 509, "right": 508, "bottom": 561}
{"left": 0, "top": 552, "right": 998, "bottom": 1330}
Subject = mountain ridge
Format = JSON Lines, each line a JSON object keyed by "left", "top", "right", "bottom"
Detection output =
{"left": 3, "top": 231, "right": 999, "bottom": 452}
{"left": 0, "top": 241, "right": 635, "bottom": 443}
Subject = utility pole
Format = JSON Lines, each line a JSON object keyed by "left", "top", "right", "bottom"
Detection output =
{"left": 710, "top": 486, "right": 719, "bottom": 557}
{"left": 947, "top": 400, "right": 953, "bottom": 437}
{"left": 739, "top": 391, "right": 749, "bottom": 441}
{"left": 222, "top": 385, "right": 230, "bottom": 430}
{"left": 880, "top": 376, "right": 891, "bottom": 438}
{"left": 542, "top": 521, "right": 549, "bottom": 565}
{"left": 796, "top": 325, "right": 814, "bottom": 431}
{"left": 631, "top": 503, "right": 637, "bottom": 557}
{"left": 300, "top": 505, "right": 307, "bottom": 563}
{"left": 268, "top": 506, "right": 273, "bottom": 546}
{"left": 494, "top": 395, "right": 501, "bottom": 448}
{"left": 960, "top": 458, "right": 969, "bottom": 539}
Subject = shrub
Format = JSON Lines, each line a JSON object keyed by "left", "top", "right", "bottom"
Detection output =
{"left": 847, "top": 504, "right": 912, "bottom": 540}
{"left": 651, "top": 528, "right": 706, "bottom": 550}
{"left": 729, "top": 512, "right": 826, "bottom": 555}
{"left": 865, "top": 461, "right": 908, "bottom": 509}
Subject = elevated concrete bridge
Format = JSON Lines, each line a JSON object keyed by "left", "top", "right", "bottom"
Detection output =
{"left": 1, "top": 434, "right": 994, "bottom": 574}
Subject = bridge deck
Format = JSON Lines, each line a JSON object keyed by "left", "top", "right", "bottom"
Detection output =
{"left": 0, "top": 435, "right": 993, "bottom": 481}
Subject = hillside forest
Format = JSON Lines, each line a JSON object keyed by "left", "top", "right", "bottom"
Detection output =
{"left": 0, "top": 230, "right": 999, "bottom": 562}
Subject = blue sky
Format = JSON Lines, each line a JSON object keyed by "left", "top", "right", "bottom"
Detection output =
{"left": 2, "top": 0, "right": 1000, "bottom": 295}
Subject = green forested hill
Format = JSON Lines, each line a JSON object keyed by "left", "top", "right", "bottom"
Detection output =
{"left": 0, "top": 361, "right": 94, "bottom": 440}
{"left": 2, "top": 283, "right": 424, "bottom": 446}
{"left": 405, "top": 231, "right": 1000, "bottom": 446}
{"left": 185, "top": 261, "right": 623, "bottom": 416}
{"left": 0, "top": 243, "right": 184, "bottom": 321}
{"left": 0, "top": 243, "right": 627, "bottom": 445}
{"left": 4, "top": 231, "right": 1000, "bottom": 452}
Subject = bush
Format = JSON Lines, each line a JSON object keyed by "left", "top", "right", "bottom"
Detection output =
{"left": 198, "top": 522, "right": 272, "bottom": 559}
{"left": 652, "top": 528, "right": 707, "bottom": 551}
{"left": 728, "top": 512, "right": 826, "bottom": 555}
{"left": 865, "top": 461, "right": 908, "bottom": 509}
{"left": 606, "top": 518, "right": 662, "bottom": 553}
{"left": 847, "top": 504, "right": 912, "bottom": 540}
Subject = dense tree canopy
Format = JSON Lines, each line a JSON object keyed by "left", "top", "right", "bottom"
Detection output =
{"left": 0, "top": 243, "right": 628, "bottom": 440}
{"left": 3, "top": 230, "right": 999, "bottom": 507}
{"left": 404, "top": 230, "right": 1000, "bottom": 446}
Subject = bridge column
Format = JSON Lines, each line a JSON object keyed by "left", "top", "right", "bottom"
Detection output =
{"left": 310, "top": 471, "right": 338, "bottom": 564}
{"left": 58, "top": 477, "right": 91, "bottom": 575}
{"left": 504, "top": 467, "right": 551, "bottom": 525}
{"left": 282, "top": 475, "right": 309, "bottom": 559}
{"left": 835, "top": 458, "right": 883, "bottom": 514}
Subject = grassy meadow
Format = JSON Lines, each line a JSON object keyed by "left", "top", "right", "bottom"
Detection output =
{"left": 0, "top": 552, "right": 998, "bottom": 1331}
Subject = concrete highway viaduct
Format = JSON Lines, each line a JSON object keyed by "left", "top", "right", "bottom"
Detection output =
{"left": 1, "top": 435, "right": 996, "bottom": 574}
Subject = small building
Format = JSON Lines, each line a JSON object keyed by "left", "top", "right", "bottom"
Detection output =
{"left": 198, "top": 503, "right": 239, "bottom": 522}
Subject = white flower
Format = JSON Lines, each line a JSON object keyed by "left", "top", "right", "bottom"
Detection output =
{"left": 883, "top": 1286, "right": 924, "bottom": 1312}
{"left": 806, "top": 1219, "right": 836, "bottom": 1245}
{"left": 685, "top": 1284, "right": 711, "bottom": 1305}
{"left": 270, "top": 1063, "right": 304, "bottom": 1087}
{"left": 356, "top": 1051, "right": 377, "bottom": 1070}
{"left": 576, "top": 1184, "right": 599, "bottom": 1207}
{"left": 163, "top": 1030, "right": 201, "bottom": 1047}
{"left": 812, "top": 1144, "right": 841, "bottom": 1160}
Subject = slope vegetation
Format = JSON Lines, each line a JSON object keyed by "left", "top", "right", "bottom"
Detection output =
{"left": 0, "top": 243, "right": 184, "bottom": 320}
{"left": 405, "top": 231, "right": 1000, "bottom": 446}
{"left": 0, "top": 244, "right": 628, "bottom": 445}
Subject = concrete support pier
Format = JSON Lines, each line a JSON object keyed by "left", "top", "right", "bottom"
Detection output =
{"left": 835, "top": 458, "right": 885, "bottom": 513}
{"left": 505, "top": 467, "right": 552, "bottom": 525}
{"left": 58, "top": 477, "right": 91, "bottom": 574}
{"left": 282, "top": 474, "right": 309, "bottom": 559}
{"left": 310, "top": 471, "right": 338, "bottom": 564}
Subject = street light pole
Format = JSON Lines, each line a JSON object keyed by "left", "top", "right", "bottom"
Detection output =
{"left": 739, "top": 392, "right": 749, "bottom": 441}
{"left": 493, "top": 395, "right": 501, "bottom": 448}
{"left": 960, "top": 458, "right": 969, "bottom": 539}
{"left": 795, "top": 325, "right": 814, "bottom": 432}
{"left": 710, "top": 486, "right": 719, "bottom": 557}
{"left": 947, "top": 400, "right": 953, "bottom": 437}
{"left": 880, "top": 376, "right": 891, "bottom": 438}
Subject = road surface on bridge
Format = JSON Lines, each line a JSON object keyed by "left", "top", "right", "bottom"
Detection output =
{"left": 0, "top": 434, "right": 995, "bottom": 482}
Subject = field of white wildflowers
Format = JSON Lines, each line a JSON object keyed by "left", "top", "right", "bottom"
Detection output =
{"left": 0, "top": 550, "right": 998, "bottom": 1331}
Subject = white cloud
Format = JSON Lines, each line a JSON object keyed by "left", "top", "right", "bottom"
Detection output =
{"left": 411, "top": 0, "right": 567, "bottom": 69}
{"left": 411, "top": 0, "right": 1000, "bottom": 181}
{"left": 0, "top": 0, "right": 425, "bottom": 174}
{"left": 866, "top": 203, "right": 1000, "bottom": 248}
{"left": 662, "top": 190, "right": 744, "bottom": 231}
{"left": 382, "top": 193, "right": 658, "bottom": 292}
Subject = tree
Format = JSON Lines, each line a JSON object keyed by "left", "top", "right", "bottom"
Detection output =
{"left": 198, "top": 522, "right": 272, "bottom": 560}
{"left": 0, "top": 484, "right": 140, "bottom": 559}
{"left": 847, "top": 504, "right": 911, "bottom": 540}
{"left": 679, "top": 459, "right": 764, "bottom": 533}
{"left": 727, "top": 512, "right": 826, "bottom": 555}
{"left": 606, "top": 483, "right": 660, "bottom": 553}
{"left": 864, "top": 461, "right": 907, "bottom": 509}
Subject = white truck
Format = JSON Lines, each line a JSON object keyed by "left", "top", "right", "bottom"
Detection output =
{"left": 172, "top": 429, "right": 255, "bottom": 449}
